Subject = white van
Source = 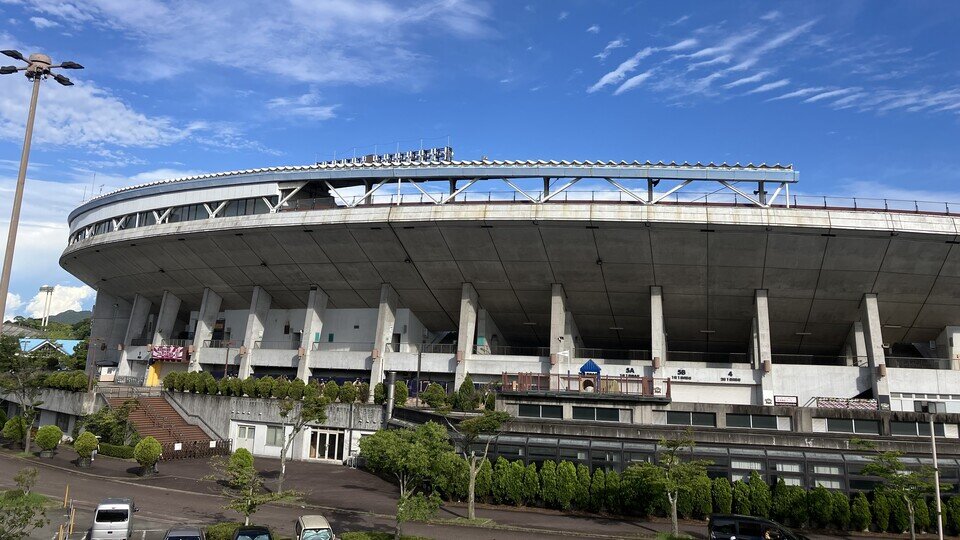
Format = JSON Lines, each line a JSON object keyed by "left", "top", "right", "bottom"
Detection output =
{"left": 295, "top": 515, "right": 336, "bottom": 540}
{"left": 90, "top": 498, "right": 136, "bottom": 540}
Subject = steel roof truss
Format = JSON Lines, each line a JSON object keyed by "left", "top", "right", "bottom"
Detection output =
{"left": 408, "top": 179, "right": 441, "bottom": 204}
{"left": 441, "top": 178, "right": 479, "bottom": 204}
{"left": 719, "top": 181, "right": 765, "bottom": 207}
{"left": 651, "top": 180, "right": 693, "bottom": 204}
{"left": 502, "top": 178, "right": 538, "bottom": 203}
{"left": 605, "top": 177, "right": 649, "bottom": 204}
{"left": 540, "top": 177, "right": 581, "bottom": 202}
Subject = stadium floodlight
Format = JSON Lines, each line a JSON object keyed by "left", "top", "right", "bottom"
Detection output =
{"left": 1, "top": 49, "right": 26, "bottom": 61}
{"left": 0, "top": 51, "right": 83, "bottom": 338}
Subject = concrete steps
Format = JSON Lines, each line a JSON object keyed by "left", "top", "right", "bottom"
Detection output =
{"left": 107, "top": 396, "right": 209, "bottom": 445}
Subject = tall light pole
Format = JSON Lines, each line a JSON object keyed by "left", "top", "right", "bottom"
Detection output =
{"left": 0, "top": 51, "right": 83, "bottom": 334}
{"left": 921, "top": 401, "right": 945, "bottom": 540}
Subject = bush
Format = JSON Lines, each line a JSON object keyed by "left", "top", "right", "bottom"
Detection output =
{"left": 183, "top": 371, "right": 199, "bottom": 392}
{"left": 732, "top": 480, "right": 751, "bottom": 516}
{"left": 2, "top": 416, "right": 28, "bottom": 443}
{"left": 484, "top": 390, "right": 496, "bottom": 411}
{"left": 421, "top": 383, "right": 448, "bottom": 409}
{"left": 851, "top": 492, "right": 871, "bottom": 531}
{"left": 575, "top": 463, "right": 591, "bottom": 509}
{"left": 288, "top": 378, "right": 306, "bottom": 400}
{"left": 492, "top": 457, "right": 509, "bottom": 504}
{"left": 476, "top": 458, "right": 492, "bottom": 502}
{"left": 832, "top": 491, "right": 851, "bottom": 530}
{"left": 357, "top": 382, "right": 370, "bottom": 403}
{"left": 506, "top": 460, "right": 525, "bottom": 505}
{"left": 556, "top": 460, "right": 577, "bottom": 511}
{"left": 35, "top": 425, "right": 63, "bottom": 451}
{"left": 873, "top": 491, "right": 891, "bottom": 532}
{"left": 948, "top": 495, "right": 960, "bottom": 535}
{"left": 323, "top": 380, "right": 340, "bottom": 402}
{"left": 241, "top": 376, "right": 257, "bottom": 397}
{"left": 373, "top": 382, "right": 385, "bottom": 405}
{"left": 201, "top": 371, "right": 218, "bottom": 394}
{"left": 771, "top": 480, "right": 807, "bottom": 528}
{"left": 540, "top": 460, "right": 559, "bottom": 508}
{"left": 0, "top": 407, "right": 6, "bottom": 427}
{"left": 748, "top": 471, "right": 771, "bottom": 518}
{"left": 605, "top": 470, "right": 622, "bottom": 515}
{"left": 522, "top": 462, "right": 540, "bottom": 506}
{"left": 134, "top": 436, "right": 162, "bottom": 468}
{"left": 74, "top": 431, "right": 99, "bottom": 458}
{"left": 436, "top": 452, "right": 468, "bottom": 501}
{"left": 99, "top": 443, "right": 135, "bottom": 459}
{"left": 272, "top": 377, "right": 290, "bottom": 399}
{"left": 456, "top": 375, "right": 479, "bottom": 411}
{"left": 889, "top": 493, "right": 909, "bottom": 533}
{"left": 589, "top": 467, "right": 605, "bottom": 512}
{"left": 394, "top": 380, "right": 409, "bottom": 405}
{"left": 205, "top": 522, "right": 242, "bottom": 540}
{"left": 689, "top": 474, "right": 712, "bottom": 519}
{"left": 163, "top": 371, "right": 179, "bottom": 391}
{"left": 915, "top": 497, "right": 931, "bottom": 533}
{"left": 713, "top": 477, "right": 732, "bottom": 514}
{"left": 255, "top": 376, "right": 276, "bottom": 398}
{"left": 807, "top": 486, "right": 833, "bottom": 529}
{"left": 339, "top": 381, "right": 358, "bottom": 403}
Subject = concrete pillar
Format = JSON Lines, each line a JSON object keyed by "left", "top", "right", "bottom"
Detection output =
{"left": 754, "top": 290, "right": 774, "bottom": 406}
{"left": 118, "top": 294, "right": 152, "bottom": 377}
{"left": 651, "top": 286, "right": 666, "bottom": 377}
{"left": 297, "top": 287, "right": 328, "bottom": 382}
{"left": 239, "top": 286, "right": 272, "bottom": 379}
{"left": 844, "top": 322, "right": 867, "bottom": 367}
{"left": 190, "top": 288, "right": 222, "bottom": 372}
{"left": 455, "top": 283, "right": 479, "bottom": 388}
{"left": 368, "top": 284, "right": 398, "bottom": 401}
{"left": 550, "top": 284, "right": 575, "bottom": 388}
{"left": 89, "top": 290, "right": 133, "bottom": 377}
{"left": 936, "top": 326, "right": 960, "bottom": 370}
{"left": 152, "top": 290, "right": 182, "bottom": 345}
{"left": 860, "top": 293, "right": 890, "bottom": 408}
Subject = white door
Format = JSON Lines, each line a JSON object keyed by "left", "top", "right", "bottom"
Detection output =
{"left": 309, "top": 430, "right": 344, "bottom": 461}
{"left": 236, "top": 424, "right": 255, "bottom": 453}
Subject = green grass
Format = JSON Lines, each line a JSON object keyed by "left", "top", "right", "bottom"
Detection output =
{"left": 653, "top": 533, "right": 693, "bottom": 540}
{"left": 341, "top": 532, "right": 429, "bottom": 540}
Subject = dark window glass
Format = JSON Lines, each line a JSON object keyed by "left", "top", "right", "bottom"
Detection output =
{"left": 827, "top": 418, "right": 854, "bottom": 433}
{"left": 711, "top": 519, "right": 736, "bottom": 534}
{"left": 892, "top": 421, "right": 916, "bottom": 436}
{"left": 727, "top": 413, "right": 751, "bottom": 428}
{"left": 596, "top": 408, "right": 620, "bottom": 422}
{"left": 528, "top": 446, "right": 557, "bottom": 459}
{"left": 518, "top": 404, "right": 539, "bottom": 418}
{"left": 854, "top": 419, "right": 880, "bottom": 435}
{"left": 95, "top": 510, "right": 128, "bottom": 522}
{"left": 254, "top": 197, "right": 272, "bottom": 214}
{"left": 497, "top": 445, "right": 523, "bottom": 458}
{"left": 738, "top": 522, "right": 763, "bottom": 535}
{"left": 667, "top": 411, "right": 690, "bottom": 425}
{"left": 692, "top": 412, "right": 716, "bottom": 427}
{"left": 168, "top": 206, "right": 183, "bottom": 223}
{"left": 919, "top": 422, "right": 932, "bottom": 436}
{"left": 572, "top": 407, "right": 594, "bottom": 420}
{"left": 752, "top": 414, "right": 778, "bottom": 430}
{"left": 541, "top": 405, "right": 563, "bottom": 419}
{"left": 559, "top": 447, "right": 587, "bottom": 461}
{"left": 223, "top": 200, "right": 238, "bottom": 217}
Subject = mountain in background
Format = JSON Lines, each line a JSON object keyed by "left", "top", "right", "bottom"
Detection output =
{"left": 49, "top": 310, "right": 92, "bottom": 325}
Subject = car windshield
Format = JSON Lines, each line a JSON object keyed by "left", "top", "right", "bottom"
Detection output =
{"left": 302, "top": 529, "right": 332, "bottom": 540}
{"left": 95, "top": 509, "right": 128, "bottom": 522}
{"left": 166, "top": 536, "right": 202, "bottom": 540}
{"left": 236, "top": 534, "right": 270, "bottom": 540}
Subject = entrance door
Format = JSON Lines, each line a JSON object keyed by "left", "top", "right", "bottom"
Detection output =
{"left": 309, "top": 430, "right": 344, "bottom": 461}
{"left": 236, "top": 424, "right": 255, "bottom": 453}
{"left": 146, "top": 362, "right": 162, "bottom": 386}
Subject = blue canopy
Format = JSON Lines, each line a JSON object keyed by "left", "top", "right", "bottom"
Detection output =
{"left": 578, "top": 359, "right": 601, "bottom": 375}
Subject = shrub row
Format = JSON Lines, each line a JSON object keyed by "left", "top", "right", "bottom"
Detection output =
{"left": 42, "top": 370, "right": 89, "bottom": 392}
{"left": 162, "top": 371, "right": 375, "bottom": 403}
{"left": 419, "top": 375, "right": 496, "bottom": 412}
{"left": 99, "top": 442, "right": 136, "bottom": 459}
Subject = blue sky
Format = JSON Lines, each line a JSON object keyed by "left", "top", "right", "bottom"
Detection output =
{"left": 0, "top": 0, "right": 959, "bottom": 318}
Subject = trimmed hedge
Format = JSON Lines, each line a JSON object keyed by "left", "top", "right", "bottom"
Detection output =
{"left": 35, "top": 425, "right": 63, "bottom": 451}
{"left": 99, "top": 442, "right": 135, "bottom": 459}
{"left": 74, "top": 431, "right": 98, "bottom": 458}
{"left": 43, "top": 370, "right": 89, "bottom": 392}
{"left": 134, "top": 436, "right": 162, "bottom": 467}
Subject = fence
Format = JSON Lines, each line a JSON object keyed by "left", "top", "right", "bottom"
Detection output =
{"left": 885, "top": 357, "right": 953, "bottom": 370}
{"left": 160, "top": 439, "right": 232, "bottom": 461}
{"left": 501, "top": 372, "right": 670, "bottom": 398}
{"left": 475, "top": 345, "right": 550, "bottom": 356}
{"left": 312, "top": 341, "right": 375, "bottom": 352}
{"left": 254, "top": 340, "right": 300, "bottom": 350}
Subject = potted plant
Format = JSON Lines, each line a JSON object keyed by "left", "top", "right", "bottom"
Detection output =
{"left": 35, "top": 425, "right": 63, "bottom": 458}
{"left": 134, "top": 436, "right": 162, "bottom": 476}
{"left": 74, "top": 431, "right": 98, "bottom": 468}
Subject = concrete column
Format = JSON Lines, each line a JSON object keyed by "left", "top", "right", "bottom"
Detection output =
{"left": 239, "top": 286, "right": 272, "bottom": 379}
{"left": 368, "top": 284, "right": 398, "bottom": 400}
{"left": 89, "top": 291, "right": 133, "bottom": 377}
{"left": 550, "top": 284, "right": 575, "bottom": 388}
{"left": 936, "top": 326, "right": 960, "bottom": 370}
{"left": 651, "top": 286, "right": 666, "bottom": 377}
{"left": 455, "top": 283, "right": 479, "bottom": 388}
{"left": 860, "top": 293, "right": 890, "bottom": 408}
{"left": 190, "top": 288, "right": 222, "bottom": 372}
{"left": 152, "top": 290, "right": 182, "bottom": 345}
{"left": 297, "top": 287, "right": 328, "bottom": 382}
{"left": 844, "top": 322, "right": 867, "bottom": 367}
{"left": 118, "top": 294, "right": 152, "bottom": 377}
{"left": 754, "top": 290, "right": 774, "bottom": 406}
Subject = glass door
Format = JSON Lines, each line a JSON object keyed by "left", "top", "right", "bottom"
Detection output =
{"left": 236, "top": 424, "right": 255, "bottom": 453}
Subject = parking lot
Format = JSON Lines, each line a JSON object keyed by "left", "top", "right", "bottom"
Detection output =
{"left": 30, "top": 500, "right": 199, "bottom": 540}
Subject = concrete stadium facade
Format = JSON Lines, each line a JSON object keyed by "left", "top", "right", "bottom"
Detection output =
{"left": 59, "top": 160, "right": 960, "bottom": 480}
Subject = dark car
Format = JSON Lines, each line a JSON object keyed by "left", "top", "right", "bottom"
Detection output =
{"left": 708, "top": 514, "right": 810, "bottom": 540}
{"left": 232, "top": 526, "right": 273, "bottom": 540}
{"left": 164, "top": 526, "right": 204, "bottom": 540}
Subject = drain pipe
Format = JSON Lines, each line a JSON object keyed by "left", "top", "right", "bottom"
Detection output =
{"left": 385, "top": 371, "right": 396, "bottom": 422}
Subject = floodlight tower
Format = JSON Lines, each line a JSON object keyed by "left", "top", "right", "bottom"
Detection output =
{"left": 39, "top": 285, "right": 55, "bottom": 328}
{"left": 0, "top": 51, "right": 83, "bottom": 334}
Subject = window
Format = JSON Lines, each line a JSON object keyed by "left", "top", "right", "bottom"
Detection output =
{"left": 560, "top": 447, "right": 587, "bottom": 461}
{"left": 731, "top": 459, "right": 762, "bottom": 470}
{"left": 738, "top": 522, "right": 763, "bottom": 536}
{"left": 572, "top": 406, "right": 621, "bottom": 422}
{"left": 666, "top": 411, "right": 716, "bottom": 427}
{"left": 815, "top": 478, "right": 842, "bottom": 489}
{"left": 518, "top": 404, "right": 562, "bottom": 419}
{"left": 727, "top": 413, "right": 779, "bottom": 430}
{"left": 826, "top": 418, "right": 879, "bottom": 434}
{"left": 892, "top": 421, "right": 947, "bottom": 437}
{"left": 775, "top": 462, "right": 802, "bottom": 473}
{"left": 813, "top": 465, "right": 841, "bottom": 475}
{"left": 266, "top": 426, "right": 284, "bottom": 447}
{"left": 95, "top": 510, "right": 128, "bottom": 523}
{"left": 781, "top": 477, "right": 802, "bottom": 486}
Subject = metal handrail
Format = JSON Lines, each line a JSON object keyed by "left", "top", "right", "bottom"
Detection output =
{"left": 312, "top": 341, "right": 375, "bottom": 352}
{"left": 161, "top": 339, "right": 189, "bottom": 347}
{"left": 885, "top": 356, "right": 953, "bottom": 370}
{"left": 202, "top": 339, "right": 239, "bottom": 348}
{"left": 474, "top": 345, "right": 550, "bottom": 356}
{"left": 574, "top": 348, "right": 652, "bottom": 361}
{"left": 253, "top": 340, "right": 299, "bottom": 350}
{"left": 130, "top": 338, "right": 152, "bottom": 346}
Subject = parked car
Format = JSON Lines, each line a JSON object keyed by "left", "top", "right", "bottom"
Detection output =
{"left": 232, "top": 525, "right": 273, "bottom": 540}
{"left": 164, "top": 525, "right": 205, "bottom": 540}
{"left": 90, "top": 498, "right": 137, "bottom": 540}
{"left": 708, "top": 514, "right": 809, "bottom": 540}
{"left": 295, "top": 515, "right": 336, "bottom": 540}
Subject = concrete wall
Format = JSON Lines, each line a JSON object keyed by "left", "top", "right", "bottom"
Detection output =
{"left": 888, "top": 368, "right": 960, "bottom": 413}
{"left": 311, "top": 308, "right": 378, "bottom": 345}
{"left": 773, "top": 365, "right": 871, "bottom": 406}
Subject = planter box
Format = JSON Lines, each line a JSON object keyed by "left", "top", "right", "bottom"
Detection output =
{"left": 77, "top": 456, "right": 92, "bottom": 468}
{"left": 39, "top": 450, "right": 55, "bottom": 458}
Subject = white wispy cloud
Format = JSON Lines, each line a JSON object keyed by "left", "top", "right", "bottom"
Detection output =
{"left": 595, "top": 38, "right": 627, "bottom": 61}
{"left": 29, "top": 16, "right": 58, "bottom": 28}
{"left": 266, "top": 91, "right": 339, "bottom": 121}
{"left": 768, "top": 87, "right": 826, "bottom": 101}
{"left": 804, "top": 88, "right": 858, "bottom": 103}
{"left": 688, "top": 31, "right": 760, "bottom": 59}
{"left": 760, "top": 11, "right": 782, "bottom": 21}
{"left": 664, "top": 38, "right": 698, "bottom": 52}
{"left": 669, "top": 15, "right": 690, "bottom": 26}
{"left": 751, "top": 20, "right": 817, "bottom": 56}
{"left": 746, "top": 78, "right": 790, "bottom": 94}
{"left": 687, "top": 54, "right": 731, "bottom": 70}
{"left": 723, "top": 71, "right": 770, "bottom": 89}
{"left": 614, "top": 69, "right": 655, "bottom": 95}
{"left": 558, "top": 11, "right": 568, "bottom": 21}
{"left": 587, "top": 48, "right": 654, "bottom": 93}
{"left": 586, "top": 24, "right": 600, "bottom": 33}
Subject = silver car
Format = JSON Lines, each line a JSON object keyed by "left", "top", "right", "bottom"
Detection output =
{"left": 164, "top": 526, "right": 205, "bottom": 540}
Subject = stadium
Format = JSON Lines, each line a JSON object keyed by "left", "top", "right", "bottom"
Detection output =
{"left": 60, "top": 151, "right": 960, "bottom": 488}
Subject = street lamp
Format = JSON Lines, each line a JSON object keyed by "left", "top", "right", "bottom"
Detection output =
{"left": 920, "top": 401, "right": 946, "bottom": 540}
{"left": 0, "top": 51, "right": 83, "bottom": 334}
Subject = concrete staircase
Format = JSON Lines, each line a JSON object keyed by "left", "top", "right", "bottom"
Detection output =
{"left": 108, "top": 396, "right": 209, "bottom": 445}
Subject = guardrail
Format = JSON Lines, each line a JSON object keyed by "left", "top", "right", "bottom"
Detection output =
{"left": 885, "top": 357, "right": 953, "bottom": 370}
{"left": 312, "top": 341, "right": 375, "bottom": 352}
{"left": 114, "top": 375, "right": 145, "bottom": 386}
{"left": 159, "top": 439, "right": 232, "bottom": 461}
{"left": 130, "top": 338, "right": 152, "bottom": 346}
{"left": 415, "top": 343, "right": 457, "bottom": 354}
{"left": 501, "top": 372, "right": 670, "bottom": 398}
{"left": 202, "top": 340, "right": 240, "bottom": 348}
{"left": 162, "top": 339, "right": 190, "bottom": 347}
{"left": 253, "top": 340, "right": 300, "bottom": 350}
{"left": 474, "top": 345, "right": 550, "bottom": 356}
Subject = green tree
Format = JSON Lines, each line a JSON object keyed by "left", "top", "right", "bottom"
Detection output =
{"left": 689, "top": 473, "right": 712, "bottom": 519}
{"left": 359, "top": 422, "right": 453, "bottom": 538}
{"left": 2, "top": 417, "right": 27, "bottom": 445}
{"left": 807, "top": 485, "right": 833, "bottom": 528}
{"left": 0, "top": 336, "right": 50, "bottom": 453}
{"left": 540, "top": 460, "right": 559, "bottom": 508}
{"left": 476, "top": 458, "right": 492, "bottom": 502}
{"left": 890, "top": 494, "right": 910, "bottom": 533}
{"left": 914, "top": 497, "right": 930, "bottom": 533}
{"left": 644, "top": 432, "right": 711, "bottom": 535}
{"left": 241, "top": 376, "right": 257, "bottom": 397}
{"left": 374, "top": 382, "right": 386, "bottom": 404}
{"left": 492, "top": 456, "right": 510, "bottom": 504}
{"left": 712, "top": 477, "right": 732, "bottom": 514}
{"left": 851, "top": 491, "right": 872, "bottom": 531}
{"left": 73, "top": 431, "right": 98, "bottom": 459}
{"left": 276, "top": 390, "right": 329, "bottom": 492}
{"left": 322, "top": 380, "right": 339, "bottom": 401}
{"left": 447, "top": 410, "right": 510, "bottom": 519}
{"left": 35, "top": 425, "right": 62, "bottom": 452}
{"left": 436, "top": 453, "right": 468, "bottom": 501}
{"left": 605, "top": 470, "right": 622, "bottom": 515}
{"left": 523, "top": 463, "right": 540, "bottom": 507}
{"left": 393, "top": 380, "right": 409, "bottom": 405}
{"left": 589, "top": 468, "right": 606, "bottom": 512}
{"left": 134, "top": 436, "right": 162, "bottom": 472}
{"left": 574, "top": 463, "right": 591, "bottom": 509}
{"left": 338, "top": 381, "right": 357, "bottom": 403}
{"left": 455, "top": 374, "right": 479, "bottom": 411}
{"left": 207, "top": 448, "right": 297, "bottom": 525}
{"left": 421, "top": 383, "right": 448, "bottom": 409}
{"left": 506, "top": 460, "right": 525, "bottom": 505}
{"left": 748, "top": 471, "right": 771, "bottom": 518}
{"left": 396, "top": 492, "right": 441, "bottom": 540}
{"left": 732, "top": 480, "right": 751, "bottom": 515}
{"left": 832, "top": 490, "right": 851, "bottom": 530}
{"left": 0, "top": 466, "right": 48, "bottom": 540}
{"left": 946, "top": 495, "right": 960, "bottom": 535}
{"left": 873, "top": 491, "right": 892, "bottom": 533}
{"left": 858, "top": 440, "right": 938, "bottom": 540}
{"left": 271, "top": 377, "right": 290, "bottom": 398}
{"left": 288, "top": 378, "right": 306, "bottom": 400}
{"left": 556, "top": 461, "right": 577, "bottom": 511}
{"left": 357, "top": 382, "right": 370, "bottom": 403}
